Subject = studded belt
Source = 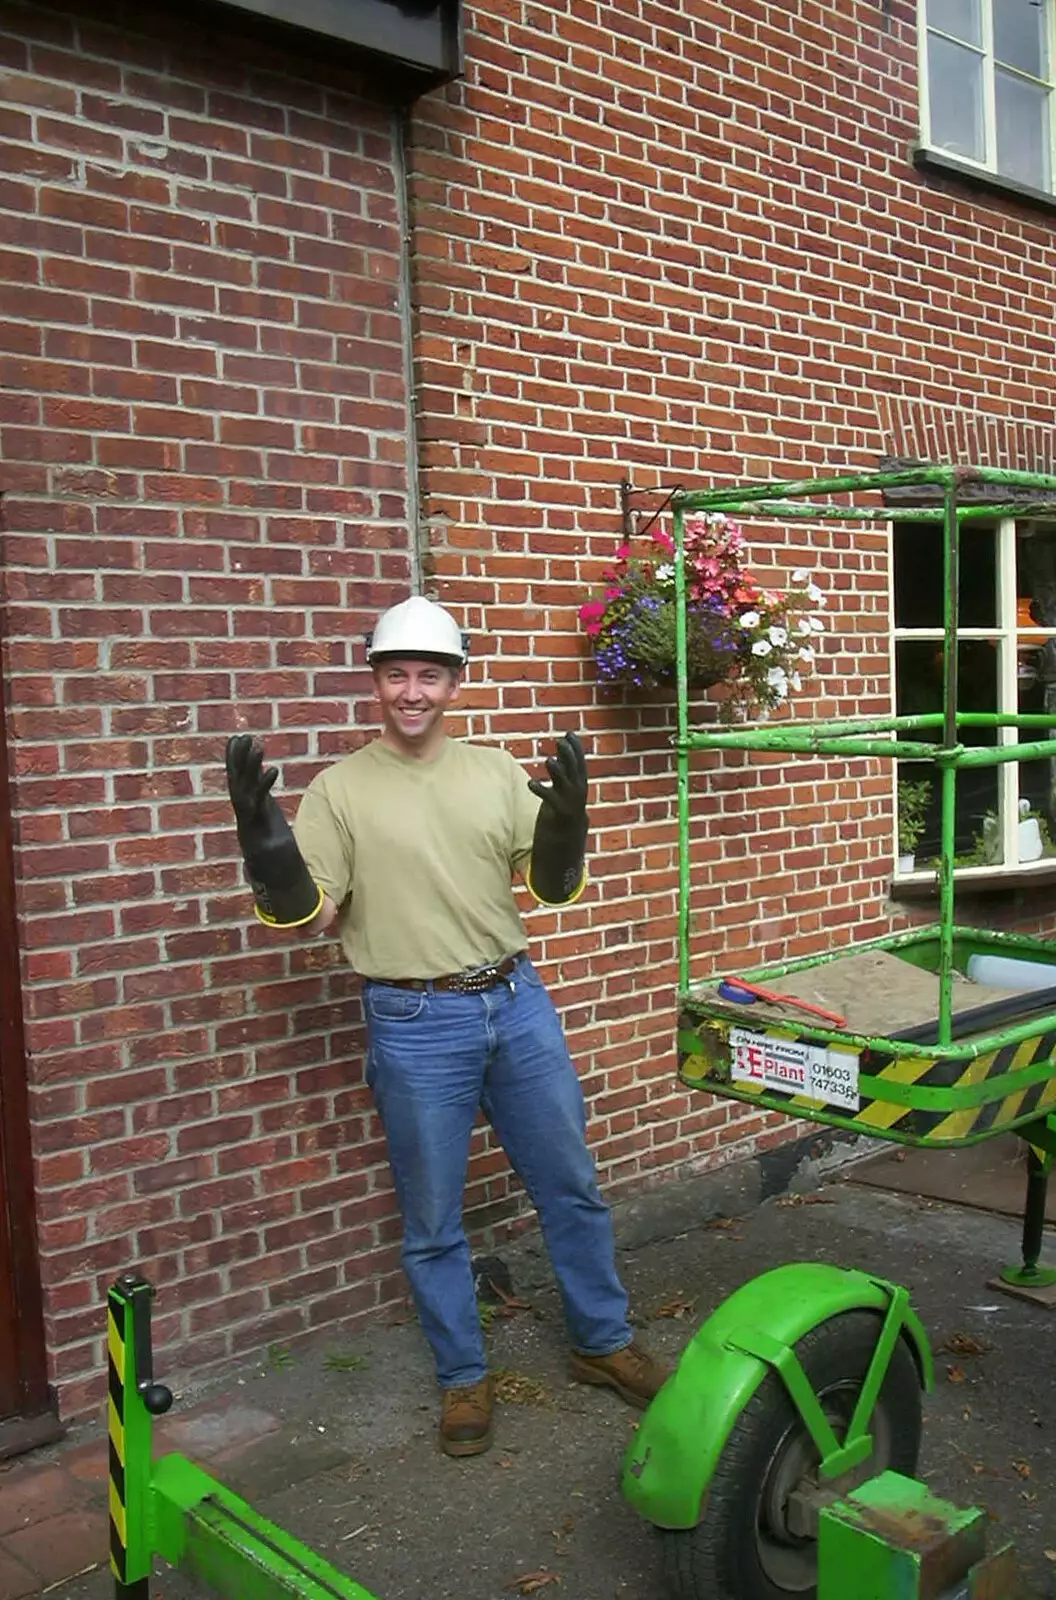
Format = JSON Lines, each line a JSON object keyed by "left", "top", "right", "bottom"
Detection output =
{"left": 378, "top": 953, "right": 524, "bottom": 994}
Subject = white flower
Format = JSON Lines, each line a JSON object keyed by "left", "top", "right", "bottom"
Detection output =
{"left": 752, "top": 639, "right": 772, "bottom": 656}
{"left": 790, "top": 671, "right": 802, "bottom": 691}
{"left": 797, "top": 618, "right": 813, "bottom": 636}
{"left": 739, "top": 610, "right": 760, "bottom": 629}
{"left": 807, "top": 582, "right": 826, "bottom": 607}
{"left": 809, "top": 616, "right": 826, "bottom": 634}
{"left": 766, "top": 666, "right": 788, "bottom": 691}
{"left": 798, "top": 646, "right": 815, "bottom": 662}
{"left": 792, "top": 568, "right": 810, "bottom": 584}
{"left": 655, "top": 563, "right": 675, "bottom": 582}
{"left": 768, "top": 625, "right": 788, "bottom": 646}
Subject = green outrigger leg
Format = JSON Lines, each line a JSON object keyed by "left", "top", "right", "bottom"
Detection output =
{"left": 108, "top": 1275, "right": 380, "bottom": 1600}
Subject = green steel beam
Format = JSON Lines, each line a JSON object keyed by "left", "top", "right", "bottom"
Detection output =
{"left": 954, "top": 738, "right": 1056, "bottom": 766}
{"left": 676, "top": 465, "right": 958, "bottom": 509}
{"left": 936, "top": 482, "right": 959, "bottom": 1044}
{"left": 681, "top": 732, "right": 947, "bottom": 759}
{"left": 679, "top": 497, "right": 1056, "bottom": 524}
{"left": 678, "top": 463, "right": 1056, "bottom": 513}
{"left": 151, "top": 1458, "right": 377, "bottom": 1600}
{"left": 958, "top": 499, "right": 1056, "bottom": 519}
{"left": 675, "top": 499, "right": 691, "bottom": 997}
{"left": 686, "top": 500, "right": 951, "bottom": 521}
{"left": 108, "top": 1277, "right": 383, "bottom": 1600}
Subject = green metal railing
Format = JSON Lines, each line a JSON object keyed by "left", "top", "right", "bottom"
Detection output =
{"left": 108, "top": 1275, "right": 379, "bottom": 1600}
{"left": 673, "top": 464, "right": 1056, "bottom": 1047}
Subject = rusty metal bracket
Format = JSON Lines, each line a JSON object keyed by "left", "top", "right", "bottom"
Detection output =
{"left": 619, "top": 477, "right": 684, "bottom": 543}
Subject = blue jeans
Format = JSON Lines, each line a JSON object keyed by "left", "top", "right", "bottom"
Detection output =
{"left": 364, "top": 954, "right": 632, "bottom": 1389}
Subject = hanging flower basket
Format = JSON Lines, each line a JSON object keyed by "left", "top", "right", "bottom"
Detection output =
{"left": 577, "top": 514, "right": 826, "bottom": 720}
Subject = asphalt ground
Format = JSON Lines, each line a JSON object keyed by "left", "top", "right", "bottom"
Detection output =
{"left": 44, "top": 1151, "right": 1056, "bottom": 1600}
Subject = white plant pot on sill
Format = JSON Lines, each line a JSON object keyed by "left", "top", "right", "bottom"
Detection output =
{"left": 1020, "top": 817, "right": 1043, "bottom": 863}
{"left": 897, "top": 853, "right": 916, "bottom": 874}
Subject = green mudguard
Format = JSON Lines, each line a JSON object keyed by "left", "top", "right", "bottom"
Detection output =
{"left": 621, "top": 1262, "right": 932, "bottom": 1530}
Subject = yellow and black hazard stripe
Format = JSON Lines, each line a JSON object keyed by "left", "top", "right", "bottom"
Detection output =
{"left": 679, "top": 1018, "right": 1056, "bottom": 1145}
{"left": 108, "top": 1290, "right": 128, "bottom": 1586}
{"left": 858, "top": 1028, "right": 1056, "bottom": 1142}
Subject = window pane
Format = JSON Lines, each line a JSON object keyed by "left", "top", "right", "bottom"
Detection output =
{"left": 996, "top": 69, "right": 1052, "bottom": 188}
{"left": 928, "top": 0, "right": 983, "bottom": 46}
{"left": 994, "top": 0, "right": 1048, "bottom": 79}
{"left": 895, "top": 640, "right": 1000, "bottom": 863}
{"left": 928, "top": 33, "right": 987, "bottom": 160}
{"left": 1016, "top": 523, "right": 1056, "bottom": 634}
{"left": 892, "top": 521, "right": 995, "bottom": 629}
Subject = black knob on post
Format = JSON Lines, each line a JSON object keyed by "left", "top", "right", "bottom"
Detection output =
{"left": 141, "top": 1383, "right": 173, "bottom": 1416}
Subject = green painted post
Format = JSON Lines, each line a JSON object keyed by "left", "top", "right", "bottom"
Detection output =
{"left": 674, "top": 501, "right": 691, "bottom": 997}
{"left": 935, "top": 480, "right": 961, "bottom": 1048}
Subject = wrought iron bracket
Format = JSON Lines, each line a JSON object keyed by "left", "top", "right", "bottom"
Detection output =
{"left": 619, "top": 477, "right": 684, "bottom": 543}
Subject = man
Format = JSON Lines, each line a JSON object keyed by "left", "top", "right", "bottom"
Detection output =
{"left": 225, "top": 596, "right": 667, "bottom": 1457}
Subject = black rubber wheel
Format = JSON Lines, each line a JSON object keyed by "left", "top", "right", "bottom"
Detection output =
{"left": 658, "top": 1311, "right": 923, "bottom": 1600}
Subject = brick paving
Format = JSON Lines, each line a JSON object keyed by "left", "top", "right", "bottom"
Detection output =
{"left": 0, "top": 1397, "right": 283, "bottom": 1597}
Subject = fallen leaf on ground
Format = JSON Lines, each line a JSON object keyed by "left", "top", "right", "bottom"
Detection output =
{"left": 483, "top": 1276, "right": 534, "bottom": 1316}
{"left": 1013, "top": 1460, "right": 1032, "bottom": 1479}
{"left": 705, "top": 1216, "right": 737, "bottom": 1229}
{"left": 938, "top": 1332, "right": 993, "bottom": 1358}
{"left": 507, "top": 1572, "right": 561, "bottom": 1594}
{"left": 945, "top": 1365, "right": 966, "bottom": 1384}
{"left": 775, "top": 1193, "right": 834, "bottom": 1208}
{"left": 652, "top": 1293, "right": 697, "bottom": 1320}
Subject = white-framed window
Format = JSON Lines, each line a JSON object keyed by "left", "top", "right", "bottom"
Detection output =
{"left": 893, "top": 517, "right": 1056, "bottom": 877}
{"left": 919, "top": 0, "right": 1056, "bottom": 193}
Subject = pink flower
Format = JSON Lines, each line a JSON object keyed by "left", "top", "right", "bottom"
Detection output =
{"left": 579, "top": 600, "right": 607, "bottom": 627}
{"left": 615, "top": 543, "right": 631, "bottom": 561}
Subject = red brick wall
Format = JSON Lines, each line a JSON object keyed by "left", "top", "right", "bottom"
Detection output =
{"left": 408, "top": 0, "right": 1056, "bottom": 1194}
{"left": 0, "top": 2, "right": 416, "bottom": 1415}
{"left": 6, "top": 0, "right": 1056, "bottom": 1421}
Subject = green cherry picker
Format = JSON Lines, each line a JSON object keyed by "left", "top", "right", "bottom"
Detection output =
{"left": 621, "top": 465, "right": 1056, "bottom": 1600}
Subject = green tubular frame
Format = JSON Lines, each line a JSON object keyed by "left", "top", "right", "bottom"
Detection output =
{"left": 674, "top": 465, "right": 1056, "bottom": 1115}
{"left": 108, "top": 1276, "right": 379, "bottom": 1600}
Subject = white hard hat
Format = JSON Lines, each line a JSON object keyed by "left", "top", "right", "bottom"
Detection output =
{"left": 365, "top": 596, "right": 469, "bottom": 667}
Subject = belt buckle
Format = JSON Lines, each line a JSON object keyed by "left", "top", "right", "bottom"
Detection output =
{"left": 455, "top": 963, "right": 497, "bottom": 994}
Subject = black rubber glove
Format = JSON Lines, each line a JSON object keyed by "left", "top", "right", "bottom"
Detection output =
{"left": 225, "top": 735, "right": 323, "bottom": 927}
{"left": 527, "top": 732, "right": 589, "bottom": 905}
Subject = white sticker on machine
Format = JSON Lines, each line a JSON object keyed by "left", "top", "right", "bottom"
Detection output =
{"left": 729, "top": 1027, "right": 860, "bottom": 1112}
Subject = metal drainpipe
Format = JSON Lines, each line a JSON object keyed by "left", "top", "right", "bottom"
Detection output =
{"left": 392, "top": 105, "right": 424, "bottom": 596}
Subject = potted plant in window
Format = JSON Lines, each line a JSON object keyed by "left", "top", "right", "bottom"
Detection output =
{"left": 577, "top": 514, "right": 826, "bottom": 721}
{"left": 896, "top": 777, "right": 931, "bottom": 874}
{"left": 976, "top": 799, "right": 1054, "bottom": 866}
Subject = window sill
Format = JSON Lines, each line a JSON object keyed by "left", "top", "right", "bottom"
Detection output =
{"left": 890, "top": 861, "right": 1056, "bottom": 903}
{"left": 912, "top": 143, "right": 1056, "bottom": 219}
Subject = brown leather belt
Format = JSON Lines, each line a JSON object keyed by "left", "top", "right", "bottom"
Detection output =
{"left": 379, "top": 953, "right": 524, "bottom": 994}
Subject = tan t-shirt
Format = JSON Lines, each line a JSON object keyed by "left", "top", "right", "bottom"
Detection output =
{"left": 293, "top": 737, "right": 542, "bottom": 979}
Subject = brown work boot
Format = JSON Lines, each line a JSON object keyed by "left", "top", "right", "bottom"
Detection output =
{"left": 439, "top": 1376, "right": 494, "bottom": 1458}
{"left": 569, "top": 1340, "right": 670, "bottom": 1410}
